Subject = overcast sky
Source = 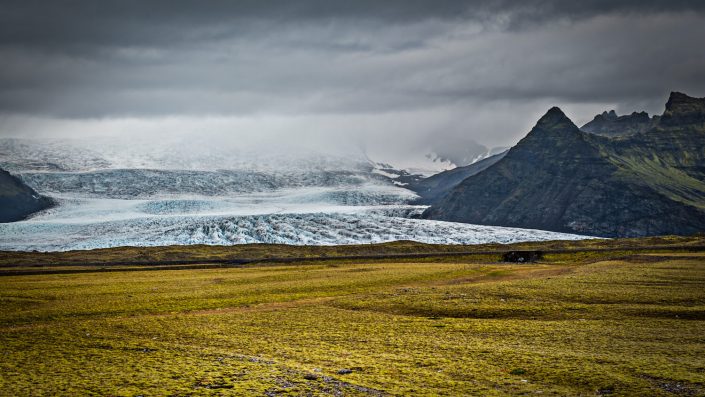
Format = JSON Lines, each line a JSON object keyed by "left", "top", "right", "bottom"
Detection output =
{"left": 1, "top": 0, "right": 704, "bottom": 165}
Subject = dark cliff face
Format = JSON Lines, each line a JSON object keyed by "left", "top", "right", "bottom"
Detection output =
{"left": 0, "top": 168, "right": 54, "bottom": 223}
{"left": 423, "top": 93, "right": 705, "bottom": 238}
{"left": 581, "top": 110, "right": 655, "bottom": 136}
{"left": 660, "top": 91, "right": 705, "bottom": 127}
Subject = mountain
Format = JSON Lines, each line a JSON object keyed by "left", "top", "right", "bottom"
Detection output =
{"left": 660, "top": 91, "right": 705, "bottom": 126}
{"left": 423, "top": 92, "right": 705, "bottom": 237}
{"left": 581, "top": 110, "right": 657, "bottom": 136}
{"left": 0, "top": 167, "right": 54, "bottom": 222}
{"left": 410, "top": 150, "right": 508, "bottom": 204}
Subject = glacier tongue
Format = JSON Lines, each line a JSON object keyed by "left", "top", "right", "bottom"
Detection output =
{"left": 0, "top": 207, "right": 589, "bottom": 252}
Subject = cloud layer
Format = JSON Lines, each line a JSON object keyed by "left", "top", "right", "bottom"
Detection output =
{"left": 1, "top": 1, "right": 704, "bottom": 161}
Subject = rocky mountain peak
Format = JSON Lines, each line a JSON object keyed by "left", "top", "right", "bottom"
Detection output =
{"left": 581, "top": 109, "right": 654, "bottom": 137}
{"left": 629, "top": 111, "right": 650, "bottom": 120}
{"left": 661, "top": 92, "right": 705, "bottom": 126}
{"left": 533, "top": 107, "right": 577, "bottom": 131}
{"left": 599, "top": 110, "right": 618, "bottom": 120}
{"left": 525, "top": 107, "right": 581, "bottom": 142}
{"left": 666, "top": 91, "right": 696, "bottom": 107}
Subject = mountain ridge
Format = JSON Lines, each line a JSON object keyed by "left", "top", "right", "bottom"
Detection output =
{"left": 423, "top": 92, "right": 705, "bottom": 237}
{"left": 580, "top": 110, "right": 656, "bottom": 136}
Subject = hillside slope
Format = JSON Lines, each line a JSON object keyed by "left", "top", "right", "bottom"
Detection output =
{"left": 0, "top": 167, "right": 54, "bottom": 222}
{"left": 410, "top": 151, "right": 507, "bottom": 204}
{"left": 423, "top": 92, "right": 705, "bottom": 237}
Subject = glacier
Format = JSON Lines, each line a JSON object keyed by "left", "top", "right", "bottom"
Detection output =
{"left": 0, "top": 204, "right": 590, "bottom": 251}
{"left": 0, "top": 138, "right": 594, "bottom": 251}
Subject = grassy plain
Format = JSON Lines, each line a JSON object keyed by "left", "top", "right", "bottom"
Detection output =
{"left": 1, "top": 237, "right": 704, "bottom": 396}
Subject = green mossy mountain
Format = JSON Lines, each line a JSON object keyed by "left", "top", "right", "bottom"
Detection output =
{"left": 423, "top": 92, "right": 705, "bottom": 237}
{"left": 0, "top": 167, "right": 54, "bottom": 223}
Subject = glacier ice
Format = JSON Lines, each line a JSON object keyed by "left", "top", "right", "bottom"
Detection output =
{"left": 0, "top": 203, "right": 591, "bottom": 252}
{"left": 0, "top": 138, "right": 595, "bottom": 251}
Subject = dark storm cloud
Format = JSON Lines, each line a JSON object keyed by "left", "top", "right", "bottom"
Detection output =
{"left": 0, "top": 0, "right": 704, "bottom": 151}
{"left": 2, "top": 1, "right": 704, "bottom": 50}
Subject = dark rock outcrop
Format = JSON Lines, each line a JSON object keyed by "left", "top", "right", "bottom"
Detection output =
{"left": 581, "top": 110, "right": 655, "bottom": 136}
{"left": 660, "top": 91, "right": 705, "bottom": 127}
{"left": 0, "top": 167, "right": 54, "bottom": 222}
{"left": 423, "top": 93, "right": 705, "bottom": 237}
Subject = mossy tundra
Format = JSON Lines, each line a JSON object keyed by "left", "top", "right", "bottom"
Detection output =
{"left": 1, "top": 237, "right": 704, "bottom": 396}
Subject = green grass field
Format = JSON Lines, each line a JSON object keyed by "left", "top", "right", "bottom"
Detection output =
{"left": 1, "top": 237, "right": 704, "bottom": 396}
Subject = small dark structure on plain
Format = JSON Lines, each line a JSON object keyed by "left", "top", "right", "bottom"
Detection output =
{"left": 502, "top": 251, "right": 543, "bottom": 263}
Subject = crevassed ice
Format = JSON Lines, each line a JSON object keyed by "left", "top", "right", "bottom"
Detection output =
{"left": 0, "top": 205, "right": 590, "bottom": 252}
{"left": 0, "top": 141, "right": 594, "bottom": 251}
